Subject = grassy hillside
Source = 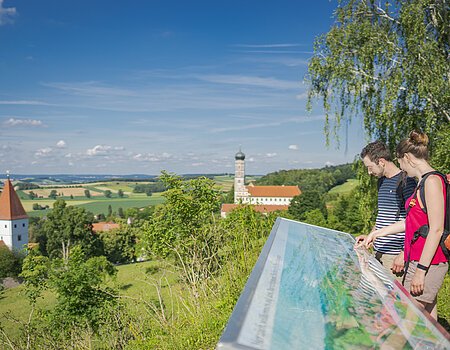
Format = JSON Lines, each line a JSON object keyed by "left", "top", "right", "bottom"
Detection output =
{"left": 0, "top": 260, "right": 179, "bottom": 339}
{"left": 328, "top": 178, "right": 359, "bottom": 195}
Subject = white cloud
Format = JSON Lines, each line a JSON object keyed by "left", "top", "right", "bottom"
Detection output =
{"left": 325, "top": 161, "right": 335, "bottom": 166}
{"left": 56, "top": 140, "right": 67, "bottom": 148}
{"left": 242, "top": 56, "right": 309, "bottom": 67}
{"left": 288, "top": 144, "right": 299, "bottom": 150}
{"left": 43, "top": 81, "right": 135, "bottom": 97}
{"left": 266, "top": 153, "right": 277, "bottom": 158}
{"left": 210, "top": 116, "right": 324, "bottom": 134}
{"left": 132, "top": 152, "right": 172, "bottom": 162}
{"left": 3, "top": 118, "right": 44, "bottom": 127}
{"left": 35, "top": 147, "right": 53, "bottom": 157}
{"left": 197, "top": 74, "right": 300, "bottom": 90}
{"left": 0, "top": 0, "right": 17, "bottom": 26}
{"left": 296, "top": 92, "right": 308, "bottom": 100}
{"left": 236, "top": 50, "right": 313, "bottom": 54}
{"left": 0, "top": 100, "right": 50, "bottom": 105}
{"left": 210, "top": 121, "right": 282, "bottom": 133}
{"left": 86, "top": 145, "right": 125, "bottom": 156}
{"left": 234, "top": 43, "right": 305, "bottom": 48}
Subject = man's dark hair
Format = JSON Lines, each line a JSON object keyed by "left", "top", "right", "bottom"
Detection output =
{"left": 360, "top": 141, "right": 392, "bottom": 164}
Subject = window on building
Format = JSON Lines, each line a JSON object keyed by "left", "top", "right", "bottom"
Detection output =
{"left": 18, "top": 235, "right": 22, "bottom": 241}
{"left": 23, "top": 223, "right": 25, "bottom": 227}
{"left": 4, "top": 225, "right": 6, "bottom": 228}
{"left": 14, "top": 224, "right": 17, "bottom": 228}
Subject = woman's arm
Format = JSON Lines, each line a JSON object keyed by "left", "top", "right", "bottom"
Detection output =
{"left": 364, "top": 220, "right": 406, "bottom": 249}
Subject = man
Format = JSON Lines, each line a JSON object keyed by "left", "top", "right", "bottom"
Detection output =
{"left": 355, "top": 141, "right": 416, "bottom": 281}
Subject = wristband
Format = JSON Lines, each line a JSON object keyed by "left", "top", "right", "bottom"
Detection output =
{"left": 417, "top": 263, "right": 429, "bottom": 271}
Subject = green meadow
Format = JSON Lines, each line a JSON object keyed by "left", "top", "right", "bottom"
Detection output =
{"left": 328, "top": 178, "right": 359, "bottom": 195}
{"left": 0, "top": 260, "right": 179, "bottom": 339}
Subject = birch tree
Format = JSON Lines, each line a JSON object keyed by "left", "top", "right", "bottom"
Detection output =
{"left": 307, "top": 0, "right": 450, "bottom": 149}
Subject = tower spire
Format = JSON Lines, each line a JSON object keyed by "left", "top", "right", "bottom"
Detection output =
{"left": 0, "top": 178, "right": 28, "bottom": 220}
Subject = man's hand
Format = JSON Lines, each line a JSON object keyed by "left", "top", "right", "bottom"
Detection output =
{"left": 354, "top": 235, "right": 367, "bottom": 248}
{"left": 391, "top": 252, "right": 404, "bottom": 274}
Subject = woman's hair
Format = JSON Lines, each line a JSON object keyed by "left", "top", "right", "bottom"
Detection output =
{"left": 396, "top": 130, "right": 429, "bottom": 160}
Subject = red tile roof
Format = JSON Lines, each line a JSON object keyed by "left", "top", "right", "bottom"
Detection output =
{"left": 0, "top": 179, "right": 28, "bottom": 220}
{"left": 92, "top": 222, "right": 120, "bottom": 233}
{"left": 221, "top": 203, "right": 289, "bottom": 214}
{"left": 246, "top": 185, "right": 301, "bottom": 198}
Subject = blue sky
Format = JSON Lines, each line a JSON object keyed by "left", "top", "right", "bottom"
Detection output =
{"left": 0, "top": 0, "right": 366, "bottom": 175}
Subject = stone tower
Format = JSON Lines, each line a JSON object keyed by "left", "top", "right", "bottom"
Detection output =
{"left": 234, "top": 149, "right": 247, "bottom": 203}
{"left": 0, "top": 178, "right": 29, "bottom": 251}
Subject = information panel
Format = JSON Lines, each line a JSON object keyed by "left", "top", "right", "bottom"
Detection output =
{"left": 217, "top": 218, "right": 450, "bottom": 349}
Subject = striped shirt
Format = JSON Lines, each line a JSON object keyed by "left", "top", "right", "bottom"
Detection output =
{"left": 374, "top": 172, "right": 416, "bottom": 254}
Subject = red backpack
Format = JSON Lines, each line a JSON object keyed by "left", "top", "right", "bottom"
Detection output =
{"left": 410, "top": 171, "right": 450, "bottom": 260}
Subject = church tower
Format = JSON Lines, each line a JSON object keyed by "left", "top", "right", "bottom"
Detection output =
{"left": 234, "top": 149, "right": 247, "bottom": 203}
{"left": 0, "top": 178, "right": 29, "bottom": 251}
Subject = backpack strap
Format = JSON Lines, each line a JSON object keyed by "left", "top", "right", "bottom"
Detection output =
{"left": 395, "top": 171, "right": 409, "bottom": 218}
{"left": 417, "top": 171, "right": 446, "bottom": 214}
{"left": 377, "top": 177, "right": 385, "bottom": 192}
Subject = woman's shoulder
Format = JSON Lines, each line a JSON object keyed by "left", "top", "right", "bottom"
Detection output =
{"left": 423, "top": 173, "right": 444, "bottom": 192}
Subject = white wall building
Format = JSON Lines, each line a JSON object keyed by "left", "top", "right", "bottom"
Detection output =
{"left": 0, "top": 179, "right": 29, "bottom": 251}
{"left": 222, "top": 149, "right": 301, "bottom": 217}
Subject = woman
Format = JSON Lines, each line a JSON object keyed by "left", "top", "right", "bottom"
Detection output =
{"left": 365, "top": 130, "right": 448, "bottom": 319}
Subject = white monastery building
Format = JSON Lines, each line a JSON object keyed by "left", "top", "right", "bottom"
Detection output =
{"left": 0, "top": 178, "right": 29, "bottom": 251}
{"left": 221, "top": 150, "right": 301, "bottom": 217}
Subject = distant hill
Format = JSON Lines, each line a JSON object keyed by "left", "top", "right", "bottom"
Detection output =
{"left": 255, "top": 163, "right": 356, "bottom": 194}
{"left": 0, "top": 174, "right": 158, "bottom": 185}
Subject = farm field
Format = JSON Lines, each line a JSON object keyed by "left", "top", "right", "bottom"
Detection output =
{"left": 22, "top": 194, "right": 165, "bottom": 217}
{"left": 22, "top": 187, "right": 104, "bottom": 197}
{"left": 21, "top": 199, "right": 91, "bottom": 212}
{"left": 77, "top": 196, "right": 165, "bottom": 214}
{"left": 213, "top": 175, "right": 234, "bottom": 192}
{"left": 15, "top": 176, "right": 234, "bottom": 217}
